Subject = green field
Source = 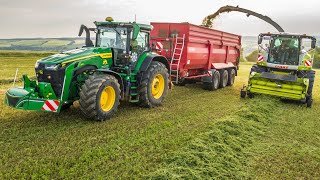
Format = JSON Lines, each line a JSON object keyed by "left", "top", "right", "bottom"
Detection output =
{"left": 0, "top": 52, "right": 320, "bottom": 179}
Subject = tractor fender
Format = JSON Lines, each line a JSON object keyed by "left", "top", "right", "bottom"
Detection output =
{"left": 138, "top": 54, "right": 170, "bottom": 73}
{"left": 96, "top": 69, "right": 124, "bottom": 98}
{"left": 72, "top": 65, "right": 97, "bottom": 81}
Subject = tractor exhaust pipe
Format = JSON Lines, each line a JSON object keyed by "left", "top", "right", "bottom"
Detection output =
{"left": 78, "top": 24, "right": 94, "bottom": 47}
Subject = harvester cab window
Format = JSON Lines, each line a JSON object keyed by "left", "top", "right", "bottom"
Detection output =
{"left": 269, "top": 37, "right": 299, "bottom": 65}
{"left": 259, "top": 36, "right": 271, "bottom": 61}
{"left": 300, "top": 38, "right": 315, "bottom": 64}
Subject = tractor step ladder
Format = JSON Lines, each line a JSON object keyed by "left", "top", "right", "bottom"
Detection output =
{"left": 170, "top": 34, "right": 185, "bottom": 84}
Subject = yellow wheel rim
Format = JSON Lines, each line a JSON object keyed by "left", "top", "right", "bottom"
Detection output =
{"left": 100, "top": 86, "right": 116, "bottom": 112}
{"left": 151, "top": 74, "right": 165, "bottom": 99}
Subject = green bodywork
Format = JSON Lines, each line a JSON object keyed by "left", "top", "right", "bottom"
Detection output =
{"left": 4, "top": 20, "right": 168, "bottom": 113}
{"left": 245, "top": 33, "right": 316, "bottom": 101}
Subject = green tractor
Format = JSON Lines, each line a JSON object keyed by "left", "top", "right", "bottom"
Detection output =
{"left": 241, "top": 33, "right": 317, "bottom": 107}
{"left": 4, "top": 17, "right": 170, "bottom": 120}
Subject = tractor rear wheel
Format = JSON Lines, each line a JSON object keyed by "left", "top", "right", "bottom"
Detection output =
{"left": 139, "top": 61, "right": 169, "bottom": 108}
{"left": 203, "top": 70, "right": 220, "bottom": 91}
{"left": 219, "top": 69, "right": 228, "bottom": 88}
{"left": 79, "top": 74, "right": 120, "bottom": 121}
{"left": 227, "top": 69, "right": 236, "bottom": 86}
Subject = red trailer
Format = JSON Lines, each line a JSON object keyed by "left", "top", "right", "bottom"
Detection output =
{"left": 150, "top": 22, "right": 241, "bottom": 90}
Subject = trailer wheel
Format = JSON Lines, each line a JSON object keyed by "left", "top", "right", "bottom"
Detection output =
{"left": 139, "top": 61, "right": 169, "bottom": 108}
{"left": 79, "top": 74, "right": 120, "bottom": 121}
{"left": 219, "top": 69, "right": 228, "bottom": 88}
{"left": 227, "top": 69, "right": 236, "bottom": 86}
{"left": 203, "top": 71, "right": 220, "bottom": 91}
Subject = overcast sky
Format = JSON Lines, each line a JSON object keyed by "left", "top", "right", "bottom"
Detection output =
{"left": 0, "top": 0, "right": 319, "bottom": 38}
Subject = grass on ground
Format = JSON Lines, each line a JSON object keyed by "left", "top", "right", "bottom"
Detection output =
{"left": 0, "top": 51, "right": 319, "bottom": 179}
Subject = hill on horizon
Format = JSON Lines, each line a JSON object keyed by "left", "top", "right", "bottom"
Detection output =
{"left": 0, "top": 36, "right": 319, "bottom": 56}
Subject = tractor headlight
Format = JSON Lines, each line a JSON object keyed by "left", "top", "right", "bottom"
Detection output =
{"left": 131, "top": 52, "right": 138, "bottom": 63}
{"left": 45, "top": 64, "right": 60, "bottom": 70}
{"left": 35, "top": 61, "right": 40, "bottom": 68}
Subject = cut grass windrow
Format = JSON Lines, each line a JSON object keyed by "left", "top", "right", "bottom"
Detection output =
{"left": 146, "top": 98, "right": 278, "bottom": 179}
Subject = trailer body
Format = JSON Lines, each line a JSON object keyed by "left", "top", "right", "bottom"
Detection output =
{"left": 150, "top": 22, "right": 241, "bottom": 85}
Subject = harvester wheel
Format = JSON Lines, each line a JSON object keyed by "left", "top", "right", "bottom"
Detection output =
{"left": 219, "top": 69, "right": 228, "bottom": 88}
{"left": 79, "top": 74, "right": 120, "bottom": 121}
{"left": 247, "top": 92, "right": 254, "bottom": 98}
{"left": 307, "top": 98, "right": 313, "bottom": 108}
{"left": 139, "top": 61, "right": 169, "bottom": 108}
{"left": 240, "top": 90, "right": 246, "bottom": 98}
{"left": 227, "top": 69, "right": 236, "bottom": 86}
{"left": 307, "top": 70, "right": 315, "bottom": 96}
{"left": 203, "top": 70, "right": 220, "bottom": 91}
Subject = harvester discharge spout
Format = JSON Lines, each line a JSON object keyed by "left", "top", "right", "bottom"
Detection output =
{"left": 202, "top": 5, "right": 285, "bottom": 32}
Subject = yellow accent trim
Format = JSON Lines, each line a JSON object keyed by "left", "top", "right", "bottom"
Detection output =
{"left": 151, "top": 74, "right": 165, "bottom": 99}
{"left": 100, "top": 86, "right": 116, "bottom": 112}
{"left": 62, "top": 53, "right": 112, "bottom": 65}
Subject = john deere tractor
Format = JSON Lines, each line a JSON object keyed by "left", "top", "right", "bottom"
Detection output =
{"left": 4, "top": 17, "right": 170, "bottom": 120}
{"left": 241, "top": 33, "right": 317, "bottom": 107}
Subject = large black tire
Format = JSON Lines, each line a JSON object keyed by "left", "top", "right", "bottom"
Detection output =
{"left": 219, "top": 69, "right": 228, "bottom": 88}
{"left": 79, "top": 74, "right": 120, "bottom": 121}
{"left": 307, "top": 70, "right": 315, "bottom": 96}
{"left": 227, "top": 68, "right": 236, "bottom": 86}
{"left": 203, "top": 71, "right": 220, "bottom": 91}
{"left": 138, "top": 61, "right": 169, "bottom": 108}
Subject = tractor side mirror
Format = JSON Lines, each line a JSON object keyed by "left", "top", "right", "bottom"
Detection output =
{"left": 78, "top": 24, "right": 94, "bottom": 47}
{"left": 258, "top": 37, "right": 263, "bottom": 44}
{"left": 78, "top": 25, "right": 85, "bottom": 37}
{"left": 311, "top": 40, "right": 316, "bottom": 49}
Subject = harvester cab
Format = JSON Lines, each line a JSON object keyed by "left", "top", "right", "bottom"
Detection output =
{"left": 241, "top": 33, "right": 317, "bottom": 107}
{"left": 4, "top": 17, "right": 170, "bottom": 120}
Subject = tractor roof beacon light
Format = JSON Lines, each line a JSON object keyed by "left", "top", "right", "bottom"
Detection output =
{"left": 106, "top": 17, "right": 114, "bottom": 22}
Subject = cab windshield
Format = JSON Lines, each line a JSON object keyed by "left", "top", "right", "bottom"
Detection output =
{"left": 268, "top": 37, "right": 300, "bottom": 65}
{"left": 96, "top": 27, "right": 129, "bottom": 50}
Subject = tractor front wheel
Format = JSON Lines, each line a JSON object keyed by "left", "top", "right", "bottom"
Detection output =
{"left": 79, "top": 74, "right": 120, "bottom": 121}
{"left": 139, "top": 61, "right": 169, "bottom": 108}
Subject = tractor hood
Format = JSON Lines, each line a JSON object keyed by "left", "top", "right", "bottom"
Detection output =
{"left": 36, "top": 47, "right": 110, "bottom": 65}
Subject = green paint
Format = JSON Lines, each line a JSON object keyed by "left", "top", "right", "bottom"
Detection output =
{"left": 4, "top": 20, "right": 167, "bottom": 113}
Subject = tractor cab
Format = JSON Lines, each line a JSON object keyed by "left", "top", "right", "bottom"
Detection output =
{"left": 80, "top": 17, "right": 152, "bottom": 67}
{"left": 257, "top": 33, "right": 316, "bottom": 70}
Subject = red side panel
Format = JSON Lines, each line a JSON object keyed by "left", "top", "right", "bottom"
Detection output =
{"left": 150, "top": 22, "right": 241, "bottom": 74}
